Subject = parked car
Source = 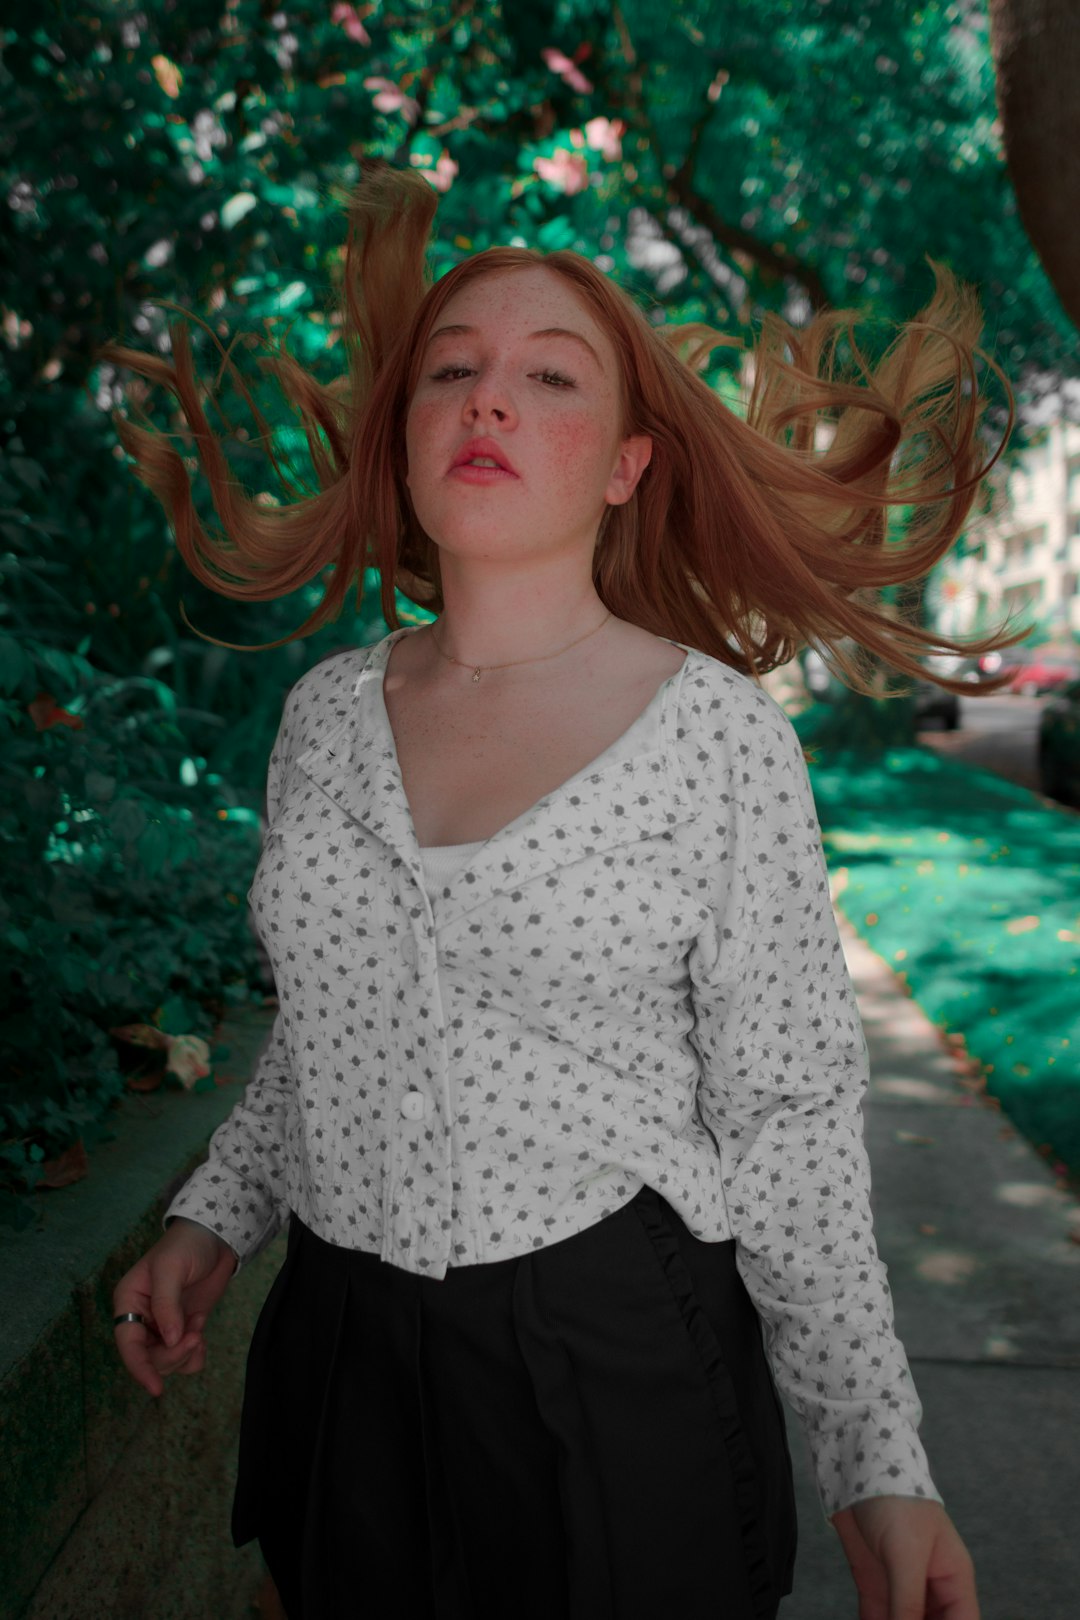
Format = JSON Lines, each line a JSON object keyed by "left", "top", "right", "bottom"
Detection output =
{"left": 983, "top": 646, "right": 1080, "bottom": 696}
{"left": 912, "top": 654, "right": 985, "bottom": 729}
{"left": 913, "top": 677, "right": 959, "bottom": 730}
{"left": 1038, "top": 677, "right": 1080, "bottom": 807}
{"left": 802, "top": 649, "right": 976, "bottom": 730}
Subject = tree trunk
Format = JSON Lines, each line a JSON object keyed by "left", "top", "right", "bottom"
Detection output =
{"left": 988, "top": 0, "right": 1080, "bottom": 330}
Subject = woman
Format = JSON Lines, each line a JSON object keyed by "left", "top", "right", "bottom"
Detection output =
{"left": 103, "top": 159, "right": 1023, "bottom": 1619}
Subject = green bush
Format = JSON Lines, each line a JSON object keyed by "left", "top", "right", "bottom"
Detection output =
{"left": 0, "top": 447, "right": 278, "bottom": 1232}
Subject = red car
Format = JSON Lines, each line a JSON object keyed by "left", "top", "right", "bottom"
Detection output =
{"left": 982, "top": 648, "right": 1080, "bottom": 696}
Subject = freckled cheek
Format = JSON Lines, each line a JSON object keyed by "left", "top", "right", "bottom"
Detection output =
{"left": 543, "top": 417, "right": 610, "bottom": 492}
{"left": 404, "top": 403, "right": 441, "bottom": 479}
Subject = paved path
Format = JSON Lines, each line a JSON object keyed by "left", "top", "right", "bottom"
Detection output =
{"left": 779, "top": 901, "right": 1080, "bottom": 1619}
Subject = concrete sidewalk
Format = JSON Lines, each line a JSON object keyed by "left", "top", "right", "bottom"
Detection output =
{"left": 779, "top": 896, "right": 1080, "bottom": 1619}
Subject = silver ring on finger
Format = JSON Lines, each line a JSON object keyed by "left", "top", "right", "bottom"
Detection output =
{"left": 113, "top": 1312, "right": 148, "bottom": 1328}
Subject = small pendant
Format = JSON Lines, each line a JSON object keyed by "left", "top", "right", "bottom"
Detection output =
{"left": 472, "top": 667, "right": 482, "bottom": 683}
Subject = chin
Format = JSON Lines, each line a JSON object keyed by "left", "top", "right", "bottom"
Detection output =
{"left": 422, "top": 519, "right": 524, "bottom": 553}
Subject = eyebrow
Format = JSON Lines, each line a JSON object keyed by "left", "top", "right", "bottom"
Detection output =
{"left": 425, "top": 324, "right": 603, "bottom": 368}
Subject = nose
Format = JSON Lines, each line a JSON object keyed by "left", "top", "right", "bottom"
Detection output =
{"left": 461, "top": 370, "right": 512, "bottom": 424}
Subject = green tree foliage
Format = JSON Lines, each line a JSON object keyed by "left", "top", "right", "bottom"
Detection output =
{"left": 0, "top": 0, "right": 1071, "bottom": 1223}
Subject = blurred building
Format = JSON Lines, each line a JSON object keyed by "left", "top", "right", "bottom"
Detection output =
{"left": 940, "top": 417, "right": 1080, "bottom": 643}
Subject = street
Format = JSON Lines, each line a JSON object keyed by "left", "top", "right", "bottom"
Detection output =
{"left": 917, "top": 691, "right": 1052, "bottom": 799}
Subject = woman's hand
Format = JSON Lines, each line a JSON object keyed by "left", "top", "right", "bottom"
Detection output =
{"left": 112, "top": 1217, "right": 238, "bottom": 1397}
{"left": 829, "top": 1496, "right": 978, "bottom": 1620}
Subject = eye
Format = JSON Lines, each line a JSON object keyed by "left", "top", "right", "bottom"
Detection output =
{"left": 429, "top": 365, "right": 575, "bottom": 388}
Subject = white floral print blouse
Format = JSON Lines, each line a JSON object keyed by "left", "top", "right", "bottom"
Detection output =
{"left": 164, "top": 624, "right": 944, "bottom": 1523}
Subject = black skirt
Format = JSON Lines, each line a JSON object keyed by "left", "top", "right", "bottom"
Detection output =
{"left": 231, "top": 1184, "right": 797, "bottom": 1620}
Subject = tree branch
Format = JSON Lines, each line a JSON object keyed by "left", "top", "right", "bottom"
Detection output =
{"left": 609, "top": 1, "right": 831, "bottom": 312}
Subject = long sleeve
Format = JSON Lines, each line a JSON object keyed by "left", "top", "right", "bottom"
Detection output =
{"left": 161, "top": 686, "right": 299, "bottom": 1275}
{"left": 687, "top": 699, "right": 944, "bottom": 1524}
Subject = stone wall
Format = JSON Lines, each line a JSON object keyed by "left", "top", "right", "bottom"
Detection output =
{"left": 0, "top": 1004, "right": 283, "bottom": 1620}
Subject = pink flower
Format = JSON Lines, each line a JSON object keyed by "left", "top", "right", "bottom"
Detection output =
{"left": 415, "top": 151, "right": 459, "bottom": 194}
{"left": 430, "top": 153, "right": 456, "bottom": 192}
{"left": 331, "top": 4, "right": 371, "bottom": 45}
{"left": 166, "top": 1034, "right": 212, "bottom": 1090}
{"left": 534, "top": 149, "right": 591, "bottom": 196}
{"left": 541, "top": 47, "right": 594, "bottom": 95}
{"left": 364, "top": 76, "right": 421, "bottom": 123}
{"left": 584, "top": 116, "right": 626, "bottom": 162}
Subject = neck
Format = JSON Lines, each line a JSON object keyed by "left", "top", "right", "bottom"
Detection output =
{"left": 425, "top": 601, "right": 614, "bottom": 678}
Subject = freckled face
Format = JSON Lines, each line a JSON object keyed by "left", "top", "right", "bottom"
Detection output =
{"left": 403, "top": 268, "right": 627, "bottom": 560}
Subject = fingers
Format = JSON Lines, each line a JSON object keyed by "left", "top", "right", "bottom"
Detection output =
{"left": 113, "top": 1240, "right": 226, "bottom": 1394}
{"left": 176, "top": 1336, "right": 208, "bottom": 1376}
{"left": 150, "top": 1274, "right": 187, "bottom": 1349}
{"left": 113, "top": 1321, "right": 205, "bottom": 1396}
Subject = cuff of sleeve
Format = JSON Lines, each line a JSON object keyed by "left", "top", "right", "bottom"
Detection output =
{"left": 163, "top": 1172, "right": 285, "bottom": 1276}
{"left": 811, "top": 1412, "right": 945, "bottom": 1525}
{"left": 827, "top": 1487, "right": 947, "bottom": 1525}
{"left": 163, "top": 1213, "right": 241, "bottom": 1277}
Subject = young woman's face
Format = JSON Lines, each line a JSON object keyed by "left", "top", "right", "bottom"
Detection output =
{"left": 403, "top": 267, "right": 642, "bottom": 566}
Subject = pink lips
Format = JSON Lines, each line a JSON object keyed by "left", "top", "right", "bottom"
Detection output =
{"left": 449, "top": 438, "right": 519, "bottom": 475}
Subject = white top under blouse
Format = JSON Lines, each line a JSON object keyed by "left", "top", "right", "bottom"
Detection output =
{"left": 163, "top": 624, "right": 944, "bottom": 1524}
{"left": 418, "top": 838, "right": 486, "bottom": 888}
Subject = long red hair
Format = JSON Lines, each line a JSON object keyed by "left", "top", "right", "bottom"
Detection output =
{"left": 96, "top": 157, "right": 1027, "bottom": 697}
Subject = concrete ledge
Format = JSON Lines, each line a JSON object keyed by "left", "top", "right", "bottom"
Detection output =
{"left": 0, "top": 1003, "right": 284, "bottom": 1620}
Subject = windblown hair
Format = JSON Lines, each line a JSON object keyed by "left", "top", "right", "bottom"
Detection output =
{"left": 96, "top": 157, "right": 1028, "bottom": 698}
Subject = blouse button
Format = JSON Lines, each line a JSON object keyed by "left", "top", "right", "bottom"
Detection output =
{"left": 400, "top": 1090, "right": 428, "bottom": 1121}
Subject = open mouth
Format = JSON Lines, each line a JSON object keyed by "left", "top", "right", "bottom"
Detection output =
{"left": 448, "top": 463, "right": 519, "bottom": 481}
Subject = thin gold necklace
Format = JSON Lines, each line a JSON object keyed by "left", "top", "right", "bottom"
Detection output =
{"left": 427, "top": 610, "right": 612, "bottom": 684}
